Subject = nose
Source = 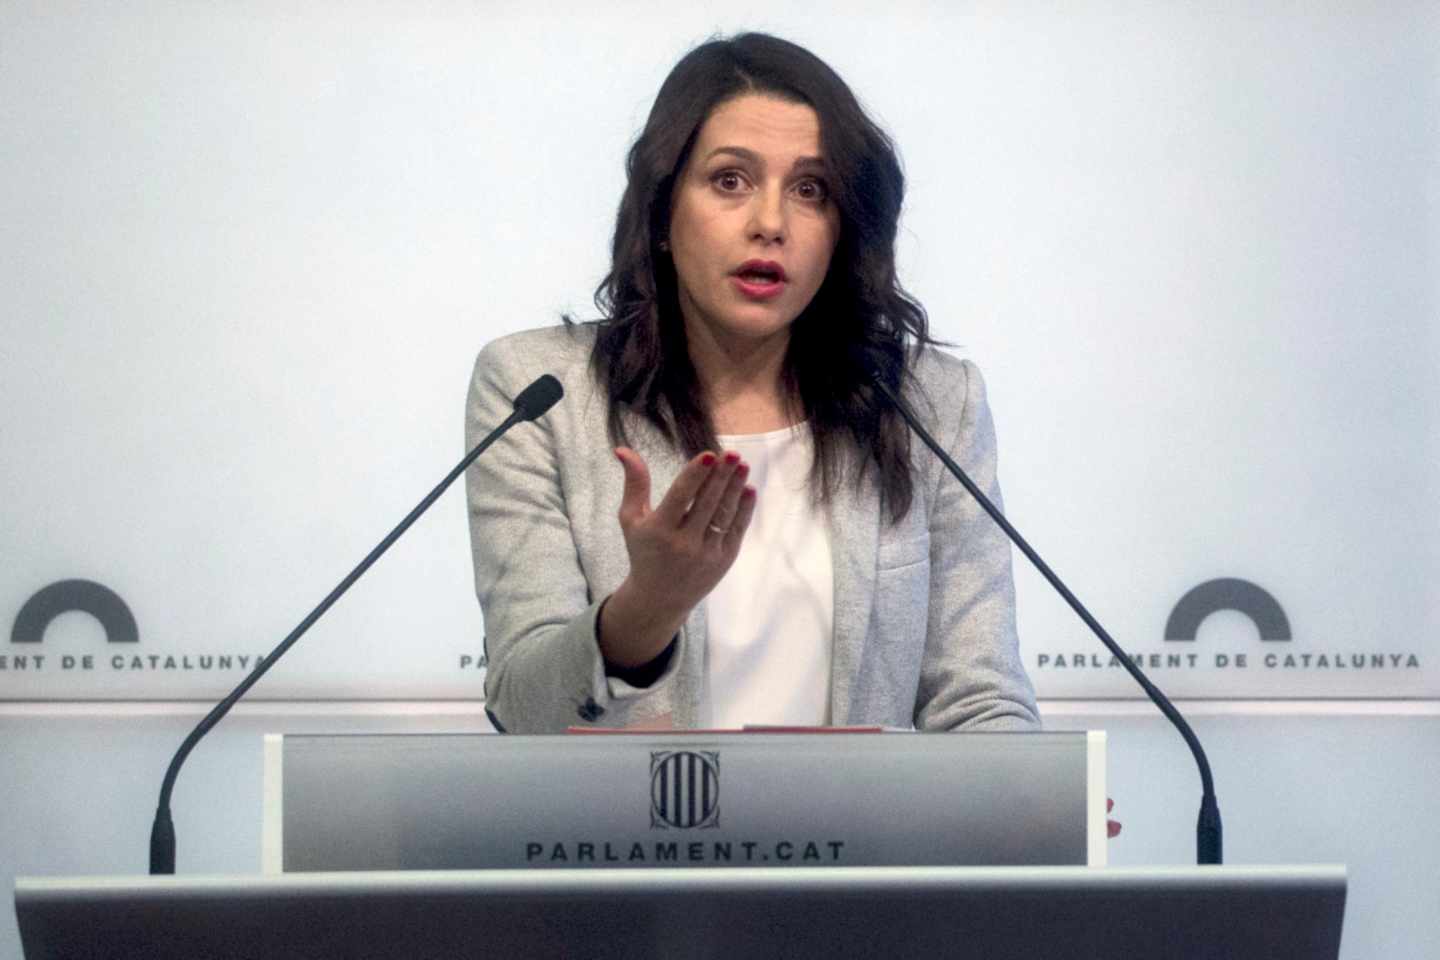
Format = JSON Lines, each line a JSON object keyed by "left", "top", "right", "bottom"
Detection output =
{"left": 747, "top": 183, "right": 786, "bottom": 245}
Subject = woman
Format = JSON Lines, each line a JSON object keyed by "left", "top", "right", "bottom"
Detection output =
{"left": 465, "top": 33, "right": 1039, "bottom": 735}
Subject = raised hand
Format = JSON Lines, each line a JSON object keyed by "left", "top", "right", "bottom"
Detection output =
{"left": 598, "top": 447, "right": 757, "bottom": 668}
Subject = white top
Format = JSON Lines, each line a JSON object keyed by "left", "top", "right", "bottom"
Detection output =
{"left": 699, "top": 423, "right": 834, "bottom": 728}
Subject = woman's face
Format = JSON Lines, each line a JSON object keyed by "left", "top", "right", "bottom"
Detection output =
{"left": 667, "top": 93, "right": 841, "bottom": 354}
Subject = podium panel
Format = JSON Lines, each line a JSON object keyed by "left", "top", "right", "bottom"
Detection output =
{"left": 263, "top": 731, "right": 1106, "bottom": 871}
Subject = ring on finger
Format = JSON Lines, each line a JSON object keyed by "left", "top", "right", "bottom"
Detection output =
{"left": 707, "top": 522, "right": 727, "bottom": 535}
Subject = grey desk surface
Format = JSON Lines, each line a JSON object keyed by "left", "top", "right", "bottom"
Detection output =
{"left": 16, "top": 864, "right": 1346, "bottom": 960}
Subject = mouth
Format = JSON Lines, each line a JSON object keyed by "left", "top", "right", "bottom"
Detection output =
{"left": 731, "top": 260, "right": 787, "bottom": 300}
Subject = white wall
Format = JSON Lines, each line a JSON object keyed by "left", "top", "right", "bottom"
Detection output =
{"left": 3, "top": 1, "right": 1435, "bottom": 700}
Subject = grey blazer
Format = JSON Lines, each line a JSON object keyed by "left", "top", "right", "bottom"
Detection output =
{"left": 465, "top": 324, "right": 1040, "bottom": 734}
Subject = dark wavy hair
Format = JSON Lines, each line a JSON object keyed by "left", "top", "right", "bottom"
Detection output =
{"left": 579, "top": 32, "right": 937, "bottom": 523}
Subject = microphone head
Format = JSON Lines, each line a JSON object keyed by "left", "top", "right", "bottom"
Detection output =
{"left": 512, "top": 374, "right": 564, "bottom": 421}
{"left": 851, "top": 342, "right": 902, "bottom": 396}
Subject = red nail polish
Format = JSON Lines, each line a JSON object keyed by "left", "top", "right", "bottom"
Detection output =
{"left": 742, "top": 486, "right": 756, "bottom": 499}
{"left": 700, "top": 453, "right": 716, "bottom": 467}
{"left": 724, "top": 452, "right": 740, "bottom": 465}
{"left": 737, "top": 463, "right": 750, "bottom": 477}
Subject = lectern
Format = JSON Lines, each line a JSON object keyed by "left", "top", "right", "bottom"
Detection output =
{"left": 15, "top": 731, "right": 1347, "bottom": 959}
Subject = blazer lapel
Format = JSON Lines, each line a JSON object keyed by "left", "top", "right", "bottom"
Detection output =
{"left": 827, "top": 466, "right": 881, "bottom": 725}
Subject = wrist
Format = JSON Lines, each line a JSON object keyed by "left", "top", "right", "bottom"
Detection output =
{"left": 599, "top": 578, "right": 688, "bottom": 668}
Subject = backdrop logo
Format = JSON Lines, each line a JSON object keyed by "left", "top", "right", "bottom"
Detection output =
{"left": 4, "top": 579, "right": 268, "bottom": 680}
{"left": 650, "top": 751, "right": 720, "bottom": 830}
{"left": 1164, "top": 578, "right": 1290, "bottom": 642}
{"left": 1031, "top": 575, "right": 1421, "bottom": 677}
{"left": 11, "top": 579, "right": 138, "bottom": 646}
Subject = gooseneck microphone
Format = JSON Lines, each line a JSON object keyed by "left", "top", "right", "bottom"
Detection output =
{"left": 148, "top": 373, "right": 563, "bottom": 875}
{"left": 868, "top": 362, "right": 1222, "bottom": 866}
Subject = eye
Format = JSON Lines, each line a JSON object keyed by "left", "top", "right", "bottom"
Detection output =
{"left": 793, "top": 177, "right": 830, "bottom": 203}
{"left": 711, "top": 170, "right": 748, "bottom": 193}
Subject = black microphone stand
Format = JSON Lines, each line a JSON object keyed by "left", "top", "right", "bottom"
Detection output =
{"left": 149, "top": 375, "right": 562, "bottom": 874}
{"left": 871, "top": 371, "right": 1222, "bottom": 865}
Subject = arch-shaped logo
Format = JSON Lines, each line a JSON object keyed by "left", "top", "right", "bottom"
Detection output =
{"left": 650, "top": 750, "right": 720, "bottom": 830}
{"left": 1165, "top": 578, "right": 1290, "bottom": 643}
{"left": 11, "top": 580, "right": 138, "bottom": 646}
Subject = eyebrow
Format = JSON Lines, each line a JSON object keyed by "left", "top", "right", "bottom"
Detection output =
{"left": 703, "top": 146, "right": 828, "bottom": 172}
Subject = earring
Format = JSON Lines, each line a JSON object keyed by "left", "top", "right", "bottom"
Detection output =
{"left": 658, "top": 239, "right": 670, "bottom": 252}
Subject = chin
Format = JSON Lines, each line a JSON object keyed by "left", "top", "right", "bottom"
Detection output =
{"left": 683, "top": 296, "right": 801, "bottom": 347}
{"left": 723, "top": 315, "right": 797, "bottom": 342}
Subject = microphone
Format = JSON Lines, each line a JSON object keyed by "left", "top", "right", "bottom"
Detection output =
{"left": 513, "top": 374, "right": 563, "bottom": 421}
{"left": 148, "top": 373, "right": 564, "bottom": 874}
{"left": 864, "top": 352, "right": 1222, "bottom": 865}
